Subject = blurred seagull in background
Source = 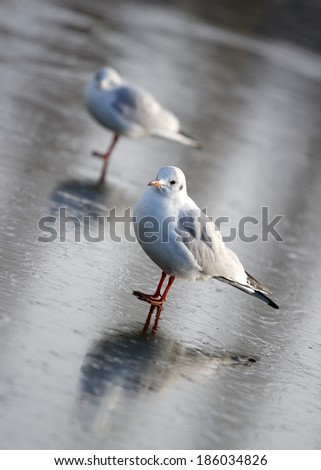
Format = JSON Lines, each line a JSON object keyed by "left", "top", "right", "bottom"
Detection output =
{"left": 133, "top": 166, "right": 279, "bottom": 309}
{"left": 85, "top": 67, "right": 201, "bottom": 186}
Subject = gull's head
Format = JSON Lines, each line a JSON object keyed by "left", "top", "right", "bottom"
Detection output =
{"left": 148, "top": 166, "right": 187, "bottom": 197}
{"left": 92, "top": 66, "right": 122, "bottom": 90}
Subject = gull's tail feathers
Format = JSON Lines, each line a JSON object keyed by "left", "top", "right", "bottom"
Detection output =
{"left": 215, "top": 274, "right": 279, "bottom": 310}
{"left": 154, "top": 129, "right": 202, "bottom": 149}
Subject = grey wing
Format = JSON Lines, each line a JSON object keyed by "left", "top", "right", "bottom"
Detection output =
{"left": 112, "top": 85, "right": 179, "bottom": 132}
{"left": 176, "top": 204, "right": 247, "bottom": 282}
{"left": 177, "top": 203, "right": 278, "bottom": 308}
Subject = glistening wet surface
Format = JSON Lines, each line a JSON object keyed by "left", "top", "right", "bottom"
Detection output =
{"left": 0, "top": 0, "right": 321, "bottom": 450}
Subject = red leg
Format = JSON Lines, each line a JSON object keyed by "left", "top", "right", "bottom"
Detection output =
{"left": 159, "top": 275, "right": 175, "bottom": 304}
{"left": 133, "top": 271, "right": 167, "bottom": 304}
{"left": 133, "top": 273, "right": 175, "bottom": 306}
{"left": 93, "top": 133, "right": 120, "bottom": 186}
{"left": 153, "top": 272, "right": 167, "bottom": 298}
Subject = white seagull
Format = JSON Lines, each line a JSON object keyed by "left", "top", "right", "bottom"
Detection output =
{"left": 85, "top": 67, "right": 201, "bottom": 185}
{"left": 133, "top": 166, "right": 279, "bottom": 309}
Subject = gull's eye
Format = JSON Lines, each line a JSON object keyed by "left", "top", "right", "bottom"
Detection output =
{"left": 170, "top": 180, "right": 176, "bottom": 185}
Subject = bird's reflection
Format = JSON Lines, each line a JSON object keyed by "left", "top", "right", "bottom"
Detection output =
{"left": 49, "top": 177, "right": 133, "bottom": 218}
{"left": 142, "top": 304, "right": 163, "bottom": 334}
{"left": 77, "top": 309, "right": 257, "bottom": 432}
{"left": 49, "top": 179, "right": 110, "bottom": 217}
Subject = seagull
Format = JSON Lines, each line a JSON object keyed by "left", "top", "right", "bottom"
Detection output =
{"left": 85, "top": 67, "right": 201, "bottom": 185}
{"left": 133, "top": 166, "right": 279, "bottom": 309}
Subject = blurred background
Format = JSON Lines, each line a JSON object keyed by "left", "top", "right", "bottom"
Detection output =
{"left": 0, "top": 0, "right": 321, "bottom": 450}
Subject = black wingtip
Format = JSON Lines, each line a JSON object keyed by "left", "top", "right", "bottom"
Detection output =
{"left": 268, "top": 299, "right": 279, "bottom": 310}
{"left": 215, "top": 276, "right": 279, "bottom": 310}
{"left": 253, "top": 290, "right": 279, "bottom": 309}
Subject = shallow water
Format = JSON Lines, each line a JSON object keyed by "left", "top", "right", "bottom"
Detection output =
{"left": 0, "top": 0, "right": 321, "bottom": 450}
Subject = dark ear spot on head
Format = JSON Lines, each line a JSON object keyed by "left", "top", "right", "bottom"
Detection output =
{"left": 179, "top": 184, "right": 183, "bottom": 191}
